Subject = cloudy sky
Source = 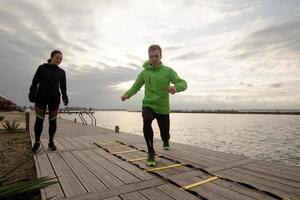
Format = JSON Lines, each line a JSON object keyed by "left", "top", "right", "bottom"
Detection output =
{"left": 0, "top": 0, "right": 299, "bottom": 110}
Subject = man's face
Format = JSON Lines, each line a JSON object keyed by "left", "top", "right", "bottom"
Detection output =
{"left": 148, "top": 49, "right": 161, "bottom": 67}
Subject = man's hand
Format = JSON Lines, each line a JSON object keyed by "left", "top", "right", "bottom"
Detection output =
{"left": 168, "top": 86, "right": 177, "bottom": 94}
{"left": 121, "top": 94, "right": 129, "bottom": 101}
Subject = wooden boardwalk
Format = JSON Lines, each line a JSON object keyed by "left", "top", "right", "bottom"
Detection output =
{"left": 29, "top": 116, "right": 300, "bottom": 200}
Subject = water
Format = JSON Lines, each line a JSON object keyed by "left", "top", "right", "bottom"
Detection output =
{"left": 61, "top": 111, "right": 300, "bottom": 167}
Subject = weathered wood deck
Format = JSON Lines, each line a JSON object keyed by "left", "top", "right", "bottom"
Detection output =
{"left": 29, "top": 115, "right": 300, "bottom": 200}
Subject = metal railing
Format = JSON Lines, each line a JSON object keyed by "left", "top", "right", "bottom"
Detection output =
{"left": 59, "top": 109, "right": 97, "bottom": 126}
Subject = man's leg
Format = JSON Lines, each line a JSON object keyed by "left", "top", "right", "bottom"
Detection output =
{"left": 48, "top": 103, "right": 59, "bottom": 151}
{"left": 32, "top": 102, "right": 46, "bottom": 152}
{"left": 142, "top": 107, "right": 155, "bottom": 154}
{"left": 156, "top": 113, "right": 170, "bottom": 150}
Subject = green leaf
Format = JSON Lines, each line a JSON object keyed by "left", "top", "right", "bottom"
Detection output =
{"left": 0, "top": 177, "right": 57, "bottom": 199}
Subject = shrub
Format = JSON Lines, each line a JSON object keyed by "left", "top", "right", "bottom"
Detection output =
{"left": 1, "top": 120, "right": 21, "bottom": 133}
{"left": 0, "top": 156, "right": 57, "bottom": 199}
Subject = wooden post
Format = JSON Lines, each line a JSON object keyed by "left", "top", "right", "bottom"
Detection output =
{"left": 115, "top": 126, "right": 119, "bottom": 133}
{"left": 25, "top": 108, "right": 30, "bottom": 132}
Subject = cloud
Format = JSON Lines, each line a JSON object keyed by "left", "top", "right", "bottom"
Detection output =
{"left": 239, "top": 82, "right": 253, "bottom": 87}
{"left": 172, "top": 51, "right": 209, "bottom": 60}
{"left": 229, "top": 20, "right": 300, "bottom": 62}
{"left": 0, "top": 0, "right": 299, "bottom": 110}
{"left": 270, "top": 82, "right": 284, "bottom": 88}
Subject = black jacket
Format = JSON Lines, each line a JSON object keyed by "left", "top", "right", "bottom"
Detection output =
{"left": 29, "top": 63, "right": 68, "bottom": 104}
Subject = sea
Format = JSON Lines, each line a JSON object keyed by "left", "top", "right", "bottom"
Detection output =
{"left": 61, "top": 111, "right": 300, "bottom": 167}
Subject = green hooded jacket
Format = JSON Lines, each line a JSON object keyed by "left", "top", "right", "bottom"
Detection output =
{"left": 126, "top": 60, "right": 187, "bottom": 114}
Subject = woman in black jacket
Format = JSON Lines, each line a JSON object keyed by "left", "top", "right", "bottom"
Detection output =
{"left": 29, "top": 50, "right": 69, "bottom": 152}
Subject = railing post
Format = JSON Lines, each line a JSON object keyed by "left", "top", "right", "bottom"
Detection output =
{"left": 115, "top": 126, "right": 119, "bottom": 133}
{"left": 25, "top": 108, "right": 31, "bottom": 132}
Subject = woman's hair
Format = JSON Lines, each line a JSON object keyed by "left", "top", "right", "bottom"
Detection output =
{"left": 148, "top": 44, "right": 162, "bottom": 56}
{"left": 47, "top": 50, "right": 63, "bottom": 63}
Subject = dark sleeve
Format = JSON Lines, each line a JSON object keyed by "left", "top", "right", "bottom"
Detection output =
{"left": 60, "top": 70, "right": 68, "bottom": 102}
{"left": 28, "top": 66, "right": 41, "bottom": 102}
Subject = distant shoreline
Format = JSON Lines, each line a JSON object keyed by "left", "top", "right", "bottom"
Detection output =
{"left": 59, "top": 107, "right": 300, "bottom": 115}
{"left": 170, "top": 111, "right": 300, "bottom": 115}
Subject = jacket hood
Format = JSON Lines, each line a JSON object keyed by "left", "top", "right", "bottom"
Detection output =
{"left": 43, "top": 63, "right": 60, "bottom": 68}
{"left": 143, "top": 60, "right": 163, "bottom": 70}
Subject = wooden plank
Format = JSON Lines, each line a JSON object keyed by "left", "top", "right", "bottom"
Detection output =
{"left": 218, "top": 169, "right": 299, "bottom": 200}
{"left": 167, "top": 170, "right": 228, "bottom": 200}
{"left": 63, "top": 137, "right": 86, "bottom": 149}
{"left": 214, "top": 178, "right": 277, "bottom": 200}
{"left": 135, "top": 141, "right": 242, "bottom": 165}
{"left": 243, "top": 162, "right": 300, "bottom": 182}
{"left": 111, "top": 149, "right": 138, "bottom": 154}
{"left": 186, "top": 176, "right": 255, "bottom": 200}
{"left": 59, "top": 178, "right": 166, "bottom": 200}
{"left": 117, "top": 150, "right": 147, "bottom": 161}
{"left": 155, "top": 158, "right": 192, "bottom": 174}
{"left": 189, "top": 171, "right": 276, "bottom": 200}
{"left": 75, "top": 136, "right": 96, "bottom": 148}
{"left": 256, "top": 160, "right": 300, "bottom": 174}
{"left": 48, "top": 152, "right": 86, "bottom": 197}
{"left": 40, "top": 139, "right": 49, "bottom": 151}
{"left": 120, "top": 191, "right": 148, "bottom": 200}
{"left": 168, "top": 171, "right": 255, "bottom": 200}
{"left": 57, "top": 137, "right": 74, "bottom": 150}
{"left": 172, "top": 142, "right": 245, "bottom": 161}
{"left": 146, "top": 149, "right": 218, "bottom": 169}
{"left": 145, "top": 163, "right": 185, "bottom": 172}
{"left": 134, "top": 143, "right": 219, "bottom": 167}
{"left": 181, "top": 176, "right": 219, "bottom": 190}
{"left": 131, "top": 156, "right": 190, "bottom": 177}
{"left": 221, "top": 168, "right": 300, "bottom": 195}
{"left": 111, "top": 133, "right": 147, "bottom": 145}
{"left": 54, "top": 139, "right": 66, "bottom": 151}
{"left": 60, "top": 151, "right": 107, "bottom": 192}
{"left": 37, "top": 153, "right": 65, "bottom": 199}
{"left": 85, "top": 136, "right": 116, "bottom": 146}
{"left": 157, "top": 183, "right": 200, "bottom": 200}
{"left": 133, "top": 159, "right": 177, "bottom": 177}
{"left": 206, "top": 158, "right": 255, "bottom": 173}
{"left": 167, "top": 170, "right": 273, "bottom": 199}
{"left": 82, "top": 149, "right": 140, "bottom": 184}
{"left": 31, "top": 117, "right": 300, "bottom": 200}
{"left": 236, "top": 167, "right": 300, "bottom": 189}
{"left": 139, "top": 187, "right": 174, "bottom": 200}
{"left": 106, "top": 145, "right": 130, "bottom": 151}
{"left": 34, "top": 153, "right": 49, "bottom": 200}
{"left": 40, "top": 138, "right": 64, "bottom": 151}
{"left": 72, "top": 150, "right": 124, "bottom": 188}
{"left": 167, "top": 170, "right": 206, "bottom": 182}
{"left": 103, "top": 197, "right": 122, "bottom": 200}
{"left": 93, "top": 148, "right": 155, "bottom": 181}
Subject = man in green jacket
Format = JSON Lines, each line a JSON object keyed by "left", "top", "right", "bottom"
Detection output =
{"left": 121, "top": 44, "right": 187, "bottom": 166}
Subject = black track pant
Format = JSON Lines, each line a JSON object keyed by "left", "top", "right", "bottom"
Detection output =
{"left": 142, "top": 107, "right": 170, "bottom": 154}
{"left": 34, "top": 102, "right": 59, "bottom": 144}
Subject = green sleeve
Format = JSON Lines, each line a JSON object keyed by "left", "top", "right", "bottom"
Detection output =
{"left": 126, "top": 71, "right": 145, "bottom": 97}
{"left": 170, "top": 69, "right": 187, "bottom": 92}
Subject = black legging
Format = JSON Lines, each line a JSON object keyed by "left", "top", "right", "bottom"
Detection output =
{"left": 34, "top": 102, "right": 59, "bottom": 144}
{"left": 142, "top": 107, "right": 170, "bottom": 154}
